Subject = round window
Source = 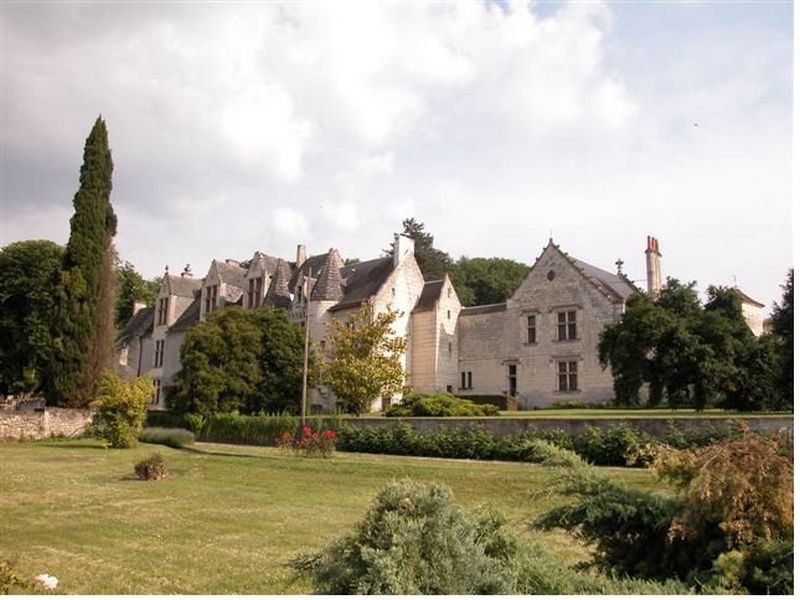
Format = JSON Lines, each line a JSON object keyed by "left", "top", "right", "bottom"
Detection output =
{"left": 547, "top": 270, "right": 556, "bottom": 281}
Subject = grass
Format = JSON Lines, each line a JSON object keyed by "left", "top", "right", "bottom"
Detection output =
{"left": 1, "top": 438, "right": 669, "bottom": 594}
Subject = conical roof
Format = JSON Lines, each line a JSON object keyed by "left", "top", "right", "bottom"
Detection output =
{"left": 311, "top": 248, "right": 344, "bottom": 301}
{"left": 265, "top": 258, "right": 292, "bottom": 309}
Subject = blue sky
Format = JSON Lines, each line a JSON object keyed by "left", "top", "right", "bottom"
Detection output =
{"left": 0, "top": 0, "right": 793, "bottom": 308}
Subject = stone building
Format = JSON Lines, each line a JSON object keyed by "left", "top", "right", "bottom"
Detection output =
{"left": 119, "top": 233, "right": 761, "bottom": 412}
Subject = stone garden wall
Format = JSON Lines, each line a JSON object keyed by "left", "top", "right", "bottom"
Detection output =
{"left": 0, "top": 405, "right": 93, "bottom": 441}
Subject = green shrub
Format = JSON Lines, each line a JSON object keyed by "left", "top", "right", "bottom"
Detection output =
{"left": 144, "top": 411, "right": 189, "bottom": 430}
{"left": 91, "top": 372, "right": 153, "bottom": 449}
{"left": 550, "top": 398, "right": 590, "bottom": 409}
{"left": 0, "top": 555, "right": 32, "bottom": 594}
{"left": 573, "top": 424, "right": 653, "bottom": 467}
{"left": 740, "top": 538, "right": 794, "bottom": 595}
{"left": 134, "top": 453, "right": 168, "bottom": 481}
{"left": 184, "top": 413, "right": 205, "bottom": 435}
{"left": 201, "top": 413, "right": 299, "bottom": 446}
{"left": 385, "top": 392, "right": 499, "bottom": 417}
{"left": 292, "top": 479, "right": 689, "bottom": 595}
{"left": 456, "top": 394, "right": 517, "bottom": 411}
{"left": 138, "top": 427, "right": 195, "bottom": 448}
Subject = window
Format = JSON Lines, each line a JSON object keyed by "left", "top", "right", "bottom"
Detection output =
{"left": 205, "top": 285, "right": 218, "bottom": 314}
{"left": 157, "top": 297, "right": 169, "bottom": 326}
{"left": 558, "top": 361, "right": 578, "bottom": 392}
{"left": 447, "top": 309, "right": 451, "bottom": 320}
{"left": 508, "top": 364, "right": 517, "bottom": 397}
{"left": 460, "top": 371, "right": 473, "bottom": 389}
{"left": 526, "top": 314, "right": 536, "bottom": 344}
{"left": 448, "top": 342, "right": 452, "bottom": 358}
{"left": 247, "top": 277, "right": 263, "bottom": 309}
{"left": 152, "top": 379, "right": 161, "bottom": 405}
{"left": 154, "top": 340, "right": 164, "bottom": 368}
{"left": 557, "top": 310, "right": 577, "bottom": 341}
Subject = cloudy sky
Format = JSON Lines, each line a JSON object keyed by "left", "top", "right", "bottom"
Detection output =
{"left": 1, "top": 0, "right": 793, "bottom": 307}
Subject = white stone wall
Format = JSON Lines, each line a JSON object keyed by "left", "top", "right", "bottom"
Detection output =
{"left": 457, "top": 246, "right": 625, "bottom": 407}
{"left": 741, "top": 302, "right": 764, "bottom": 336}
{"left": 410, "top": 310, "right": 436, "bottom": 392}
{"left": 435, "top": 277, "right": 462, "bottom": 392}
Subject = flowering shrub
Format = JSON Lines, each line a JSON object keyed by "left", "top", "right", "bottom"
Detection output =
{"left": 278, "top": 426, "right": 336, "bottom": 458}
{"left": 34, "top": 573, "right": 59, "bottom": 591}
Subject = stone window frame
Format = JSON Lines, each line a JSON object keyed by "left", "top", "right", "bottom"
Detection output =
{"left": 551, "top": 304, "right": 581, "bottom": 342}
{"left": 153, "top": 339, "right": 165, "bottom": 368}
{"left": 503, "top": 359, "right": 519, "bottom": 397}
{"left": 151, "top": 378, "right": 162, "bottom": 405}
{"left": 553, "top": 357, "right": 580, "bottom": 393}
{"left": 156, "top": 296, "right": 169, "bottom": 326}
{"left": 460, "top": 371, "right": 473, "bottom": 390}
{"left": 204, "top": 284, "right": 219, "bottom": 315}
{"left": 247, "top": 276, "right": 263, "bottom": 309}
{"left": 521, "top": 310, "right": 540, "bottom": 345}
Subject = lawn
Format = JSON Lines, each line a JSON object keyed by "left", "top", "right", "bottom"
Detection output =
{"left": 1, "top": 439, "right": 669, "bottom": 594}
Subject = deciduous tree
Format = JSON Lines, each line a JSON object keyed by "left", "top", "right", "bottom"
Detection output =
{"left": 114, "top": 259, "right": 159, "bottom": 329}
{"left": 321, "top": 302, "right": 406, "bottom": 415}
{"left": 0, "top": 240, "right": 63, "bottom": 395}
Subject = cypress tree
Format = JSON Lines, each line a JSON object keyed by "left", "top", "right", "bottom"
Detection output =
{"left": 47, "top": 117, "right": 117, "bottom": 407}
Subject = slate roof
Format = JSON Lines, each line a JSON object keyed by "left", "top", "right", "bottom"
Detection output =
{"left": 165, "top": 274, "right": 201, "bottom": 298}
{"left": 311, "top": 249, "right": 345, "bottom": 301}
{"left": 569, "top": 257, "right": 638, "bottom": 303}
{"left": 117, "top": 306, "right": 155, "bottom": 345}
{"left": 289, "top": 253, "right": 330, "bottom": 291}
{"left": 215, "top": 260, "right": 248, "bottom": 289}
{"left": 265, "top": 258, "right": 292, "bottom": 309}
{"left": 248, "top": 251, "right": 280, "bottom": 277}
{"left": 459, "top": 302, "right": 507, "bottom": 316}
{"left": 169, "top": 297, "right": 201, "bottom": 333}
{"left": 412, "top": 280, "right": 444, "bottom": 313}
{"left": 732, "top": 287, "right": 764, "bottom": 308}
{"left": 331, "top": 256, "right": 395, "bottom": 312}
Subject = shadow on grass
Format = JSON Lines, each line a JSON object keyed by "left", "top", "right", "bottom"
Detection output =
{"left": 180, "top": 444, "right": 285, "bottom": 461}
{"left": 38, "top": 440, "right": 108, "bottom": 450}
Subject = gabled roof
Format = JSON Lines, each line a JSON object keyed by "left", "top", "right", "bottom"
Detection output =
{"left": 531, "top": 240, "right": 637, "bottom": 304}
{"left": 117, "top": 306, "right": 155, "bottom": 345}
{"left": 330, "top": 256, "right": 394, "bottom": 312}
{"left": 311, "top": 249, "right": 344, "bottom": 301}
{"left": 732, "top": 287, "right": 765, "bottom": 308}
{"left": 165, "top": 274, "right": 201, "bottom": 298}
{"left": 412, "top": 279, "right": 444, "bottom": 313}
{"left": 169, "top": 297, "right": 201, "bottom": 333}
{"left": 246, "top": 251, "right": 281, "bottom": 279}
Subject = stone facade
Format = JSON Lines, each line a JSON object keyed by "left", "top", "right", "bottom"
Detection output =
{"left": 116, "top": 234, "right": 668, "bottom": 412}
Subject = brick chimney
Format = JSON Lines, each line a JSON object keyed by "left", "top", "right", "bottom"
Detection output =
{"left": 296, "top": 244, "right": 307, "bottom": 267}
{"left": 645, "top": 236, "right": 662, "bottom": 297}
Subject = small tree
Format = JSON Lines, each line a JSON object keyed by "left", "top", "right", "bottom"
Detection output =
{"left": 114, "top": 258, "right": 159, "bottom": 329}
{"left": 91, "top": 371, "right": 152, "bottom": 448}
{"left": 321, "top": 302, "right": 406, "bottom": 415}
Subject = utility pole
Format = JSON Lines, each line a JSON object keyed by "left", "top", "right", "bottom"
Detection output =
{"left": 300, "top": 266, "right": 311, "bottom": 428}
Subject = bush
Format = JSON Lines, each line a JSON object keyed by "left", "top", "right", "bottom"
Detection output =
{"left": 0, "top": 555, "right": 31, "bottom": 594}
{"left": 277, "top": 425, "right": 336, "bottom": 458}
{"left": 138, "top": 427, "right": 195, "bottom": 448}
{"left": 456, "top": 394, "right": 517, "bottom": 411}
{"left": 134, "top": 453, "right": 168, "bottom": 480}
{"left": 549, "top": 398, "right": 590, "bottom": 409}
{"left": 91, "top": 372, "right": 153, "bottom": 448}
{"left": 740, "top": 538, "right": 794, "bottom": 595}
{"left": 385, "top": 391, "right": 499, "bottom": 417}
{"left": 292, "top": 479, "right": 689, "bottom": 595}
{"left": 202, "top": 413, "right": 299, "bottom": 446}
{"left": 573, "top": 424, "right": 653, "bottom": 467}
{"left": 144, "top": 411, "right": 190, "bottom": 430}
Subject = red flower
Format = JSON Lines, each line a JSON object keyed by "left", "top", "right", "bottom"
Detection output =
{"left": 324, "top": 430, "right": 336, "bottom": 440}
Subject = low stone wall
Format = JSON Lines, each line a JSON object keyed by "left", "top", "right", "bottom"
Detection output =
{"left": 0, "top": 407, "right": 93, "bottom": 441}
{"left": 345, "top": 415, "right": 793, "bottom": 438}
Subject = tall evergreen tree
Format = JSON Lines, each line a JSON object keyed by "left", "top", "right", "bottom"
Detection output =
{"left": 47, "top": 117, "right": 117, "bottom": 407}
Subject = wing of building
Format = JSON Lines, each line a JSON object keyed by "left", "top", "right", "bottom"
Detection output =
{"left": 116, "top": 235, "right": 668, "bottom": 412}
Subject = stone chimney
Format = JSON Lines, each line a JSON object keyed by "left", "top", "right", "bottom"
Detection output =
{"left": 393, "top": 233, "right": 415, "bottom": 267}
{"left": 181, "top": 264, "right": 193, "bottom": 278}
{"left": 224, "top": 259, "right": 239, "bottom": 267}
{"left": 132, "top": 300, "right": 147, "bottom": 315}
{"left": 645, "top": 236, "right": 662, "bottom": 297}
{"left": 296, "top": 244, "right": 307, "bottom": 268}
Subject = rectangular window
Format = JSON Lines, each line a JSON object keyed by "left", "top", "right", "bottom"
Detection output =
{"left": 157, "top": 297, "right": 169, "bottom": 326}
{"left": 558, "top": 361, "right": 578, "bottom": 392}
{"left": 557, "top": 310, "right": 577, "bottom": 341}
{"left": 526, "top": 314, "right": 536, "bottom": 344}
{"left": 154, "top": 340, "right": 164, "bottom": 368}
{"left": 205, "top": 285, "right": 218, "bottom": 314}
{"left": 508, "top": 364, "right": 517, "bottom": 397}
{"left": 152, "top": 379, "right": 161, "bottom": 405}
{"left": 248, "top": 277, "right": 263, "bottom": 309}
{"left": 460, "top": 371, "right": 472, "bottom": 390}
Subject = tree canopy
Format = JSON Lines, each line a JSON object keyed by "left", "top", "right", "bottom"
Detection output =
{"left": 769, "top": 269, "right": 793, "bottom": 404}
{"left": 599, "top": 278, "right": 784, "bottom": 410}
{"left": 114, "top": 259, "right": 159, "bottom": 329}
{"left": 320, "top": 302, "right": 406, "bottom": 415}
{"left": 168, "top": 306, "right": 308, "bottom": 417}
{"left": 449, "top": 256, "right": 528, "bottom": 306}
{"left": 47, "top": 117, "right": 118, "bottom": 407}
{"left": 0, "top": 240, "right": 64, "bottom": 395}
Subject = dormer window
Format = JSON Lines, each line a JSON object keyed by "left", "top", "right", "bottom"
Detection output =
{"left": 247, "top": 277, "right": 263, "bottom": 309}
{"left": 205, "top": 285, "right": 219, "bottom": 314}
{"left": 157, "top": 297, "right": 169, "bottom": 326}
